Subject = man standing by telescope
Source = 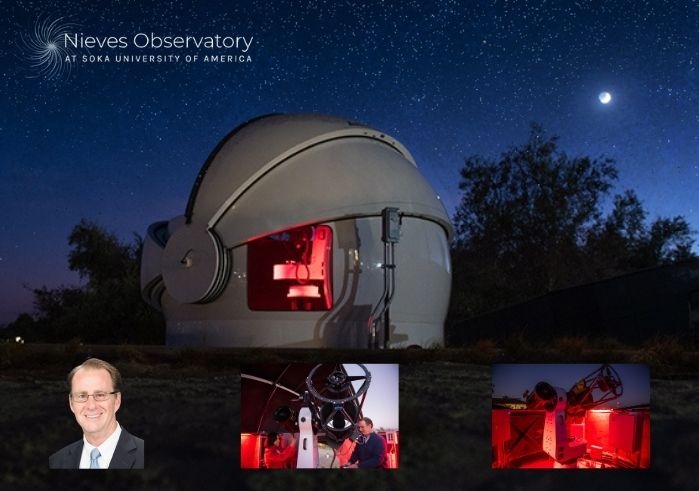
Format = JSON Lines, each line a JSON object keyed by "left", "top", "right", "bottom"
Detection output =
{"left": 342, "top": 417, "right": 386, "bottom": 469}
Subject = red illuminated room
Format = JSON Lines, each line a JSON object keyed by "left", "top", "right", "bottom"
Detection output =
{"left": 491, "top": 364, "right": 650, "bottom": 469}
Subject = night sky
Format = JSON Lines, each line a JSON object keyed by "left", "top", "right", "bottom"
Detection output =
{"left": 345, "top": 364, "right": 399, "bottom": 429}
{"left": 2, "top": 1, "right": 698, "bottom": 324}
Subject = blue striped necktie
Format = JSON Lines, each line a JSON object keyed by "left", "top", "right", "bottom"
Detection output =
{"left": 89, "top": 448, "right": 101, "bottom": 469}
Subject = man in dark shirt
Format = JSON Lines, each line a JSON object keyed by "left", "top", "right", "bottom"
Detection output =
{"left": 343, "top": 417, "right": 386, "bottom": 469}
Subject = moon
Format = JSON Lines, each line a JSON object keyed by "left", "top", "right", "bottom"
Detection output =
{"left": 598, "top": 91, "right": 612, "bottom": 104}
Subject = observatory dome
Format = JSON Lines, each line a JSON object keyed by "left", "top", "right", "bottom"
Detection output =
{"left": 141, "top": 114, "right": 452, "bottom": 348}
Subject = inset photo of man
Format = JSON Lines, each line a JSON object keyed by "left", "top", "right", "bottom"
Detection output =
{"left": 49, "top": 357, "right": 144, "bottom": 469}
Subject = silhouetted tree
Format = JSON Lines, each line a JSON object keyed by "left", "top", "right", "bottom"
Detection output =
{"left": 68, "top": 219, "right": 136, "bottom": 290}
{"left": 584, "top": 190, "right": 695, "bottom": 276}
{"left": 4, "top": 219, "right": 164, "bottom": 343}
{"left": 451, "top": 124, "right": 696, "bottom": 318}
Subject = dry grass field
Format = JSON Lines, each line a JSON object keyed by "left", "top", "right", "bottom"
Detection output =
{"left": 0, "top": 341, "right": 697, "bottom": 490}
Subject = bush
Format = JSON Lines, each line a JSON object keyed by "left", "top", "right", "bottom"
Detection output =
{"left": 0, "top": 342, "right": 30, "bottom": 368}
{"left": 502, "top": 331, "right": 537, "bottom": 361}
{"left": 632, "top": 336, "right": 685, "bottom": 375}
{"left": 551, "top": 336, "right": 588, "bottom": 359}
{"left": 467, "top": 338, "right": 500, "bottom": 364}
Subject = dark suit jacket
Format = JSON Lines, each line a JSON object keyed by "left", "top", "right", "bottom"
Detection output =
{"left": 49, "top": 427, "right": 144, "bottom": 469}
{"left": 348, "top": 432, "right": 387, "bottom": 468}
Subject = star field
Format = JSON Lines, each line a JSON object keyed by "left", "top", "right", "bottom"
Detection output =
{"left": 1, "top": 0, "right": 698, "bottom": 323}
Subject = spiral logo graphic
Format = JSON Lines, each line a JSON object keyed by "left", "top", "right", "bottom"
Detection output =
{"left": 20, "top": 17, "right": 79, "bottom": 80}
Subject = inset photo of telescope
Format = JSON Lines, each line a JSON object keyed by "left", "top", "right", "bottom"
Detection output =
{"left": 240, "top": 363, "right": 399, "bottom": 469}
{"left": 491, "top": 363, "right": 650, "bottom": 469}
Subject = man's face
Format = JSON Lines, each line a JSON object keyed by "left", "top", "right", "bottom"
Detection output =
{"left": 69, "top": 367, "right": 121, "bottom": 445}
{"left": 357, "top": 420, "right": 372, "bottom": 437}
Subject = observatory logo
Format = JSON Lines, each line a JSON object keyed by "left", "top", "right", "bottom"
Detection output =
{"left": 20, "top": 17, "right": 80, "bottom": 80}
{"left": 19, "top": 17, "right": 255, "bottom": 81}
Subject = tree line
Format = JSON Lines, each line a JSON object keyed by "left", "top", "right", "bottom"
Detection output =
{"left": 3, "top": 219, "right": 165, "bottom": 344}
{"left": 450, "top": 124, "right": 695, "bottom": 319}
{"left": 2, "top": 124, "right": 695, "bottom": 342}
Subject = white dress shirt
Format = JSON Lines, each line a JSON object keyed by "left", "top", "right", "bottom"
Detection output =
{"left": 78, "top": 423, "right": 122, "bottom": 469}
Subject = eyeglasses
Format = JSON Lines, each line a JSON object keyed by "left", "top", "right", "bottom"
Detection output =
{"left": 70, "top": 391, "right": 119, "bottom": 403}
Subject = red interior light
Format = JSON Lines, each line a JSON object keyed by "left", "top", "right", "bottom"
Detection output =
{"left": 248, "top": 224, "right": 333, "bottom": 311}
